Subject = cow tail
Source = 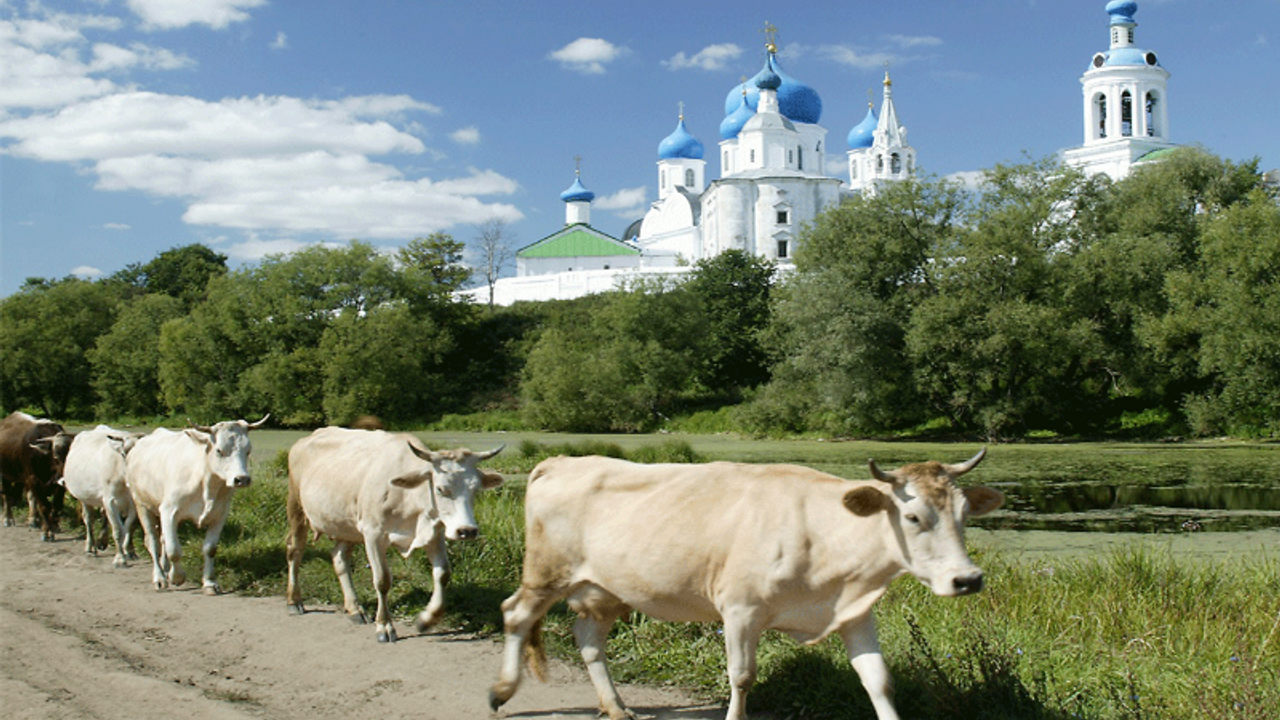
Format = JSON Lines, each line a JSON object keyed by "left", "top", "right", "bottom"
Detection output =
{"left": 525, "top": 618, "right": 548, "bottom": 682}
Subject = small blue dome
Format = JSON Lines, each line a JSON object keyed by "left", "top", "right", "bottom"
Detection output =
{"left": 560, "top": 176, "right": 594, "bottom": 203}
{"left": 1106, "top": 1, "right": 1138, "bottom": 25}
{"left": 720, "top": 92, "right": 754, "bottom": 140}
{"left": 1103, "top": 47, "right": 1159, "bottom": 66}
{"left": 755, "top": 63, "right": 782, "bottom": 91}
{"left": 722, "top": 52, "right": 822, "bottom": 125}
{"left": 658, "top": 118, "right": 704, "bottom": 160}
{"left": 847, "top": 105, "right": 877, "bottom": 149}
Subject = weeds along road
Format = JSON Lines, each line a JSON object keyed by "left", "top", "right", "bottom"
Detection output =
{"left": 0, "top": 524, "right": 715, "bottom": 720}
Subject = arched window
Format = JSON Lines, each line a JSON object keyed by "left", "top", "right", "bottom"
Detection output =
{"left": 891, "top": 153, "right": 902, "bottom": 174}
{"left": 660, "top": 170, "right": 666, "bottom": 189}
{"left": 797, "top": 147, "right": 803, "bottom": 170}
{"left": 851, "top": 161, "right": 858, "bottom": 179}
{"left": 1145, "top": 92, "right": 1158, "bottom": 137}
{"left": 685, "top": 169, "right": 695, "bottom": 187}
{"left": 1121, "top": 91, "right": 1133, "bottom": 137}
{"left": 1096, "top": 94, "right": 1108, "bottom": 139}
{"left": 876, "top": 155, "right": 884, "bottom": 172}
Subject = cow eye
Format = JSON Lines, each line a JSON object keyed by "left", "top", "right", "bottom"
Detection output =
{"left": 436, "top": 485, "right": 453, "bottom": 499}
{"left": 904, "top": 513, "right": 920, "bottom": 525}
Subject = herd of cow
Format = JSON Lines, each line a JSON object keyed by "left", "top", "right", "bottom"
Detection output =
{"left": 1, "top": 409, "right": 1005, "bottom": 720}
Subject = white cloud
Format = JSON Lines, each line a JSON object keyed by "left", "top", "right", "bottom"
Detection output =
{"left": 886, "top": 34, "right": 943, "bottom": 49}
{"left": 71, "top": 265, "right": 104, "bottom": 279}
{"left": 104, "top": 222, "right": 132, "bottom": 230}
{"left": 663, "top": 43, "right": 743, "bottom": 71}
{"left": 945, "top": 170, "right": 984, "bottom": 190}
{"left": 270, "top": 31, "right": 288, "bottom": 50}
{"left": 225, "top": 237, "right": 316, "bottom": 262}
{"left": 450, "top": 126, "right": 481, "bottom": 145}
{"left": 548, "top": 38, "right": 629, "bottom": 75}
{"left": 817, "top": 45, "right": 897, "bottom": 70}
{"left": 126, "top": 0, "right": 267, "bottom": 31}
{"left": 594, "top": 186, "right": 648, "bottom": 216}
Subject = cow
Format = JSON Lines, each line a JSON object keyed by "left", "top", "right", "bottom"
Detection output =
{"left": 0, "top": 412, "right": 73, "bottom": 541}
{"left": 127, "top": 416, "right": 268, "bottom": 593}
{"left": 489, "top": 450, "right": 1005, "bottom": 720}
{"left": 60, "top": 425, "right": 144, "bottom": 566}
{"left": 285, "top": 427, "right": 505, "bottom": 643}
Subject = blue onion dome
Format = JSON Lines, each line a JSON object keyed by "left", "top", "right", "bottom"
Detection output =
{"left": 560, "top": 175, "right": 594, "bottom": 203}
{"left": 847, "top": 104, "right": 878, "bottom": 149}
{"left": 658, "top": 117, "right": 705, "bottom": 159}
{"left": 1106, "top": 0, "right": 1138, "bottom": 25}
{"left": 755, "top": 61, "right": 782, "bottom": 91}
{"left": 720, "top": 90, "right": 755, "bottom": 140}
{"left": 722, "top": 51, "right": 822, "bottom": 124}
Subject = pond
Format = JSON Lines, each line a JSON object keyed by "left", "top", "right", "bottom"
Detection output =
{"left": 974, "top": 482, "right": 1280, "bottom": 533}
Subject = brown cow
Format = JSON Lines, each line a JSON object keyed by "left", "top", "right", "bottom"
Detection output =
{"left": 0, "top": 412, "right": 73, "bottom": 541}
{"left": 490, "top": 450, "right": 1004, "bottom": 720}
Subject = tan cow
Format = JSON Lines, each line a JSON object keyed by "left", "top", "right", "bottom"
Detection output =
{"left": 285, "top": 427, "right": 504, "bottom": 643}
{"left": 59, "top": 425, "right": 144, "bottom": 566}
{"left": 490, "top": 450, "right": 1004, "bottom": 720}
{"left": 127, "top": 417, "right": 267, "bottom": 593}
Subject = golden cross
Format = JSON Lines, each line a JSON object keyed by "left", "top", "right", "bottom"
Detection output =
{"left": 762, "top": 22, "right": 778, "bottom": 52}
{"left": 574, "top": 155, "right": 582, "bottom": 175}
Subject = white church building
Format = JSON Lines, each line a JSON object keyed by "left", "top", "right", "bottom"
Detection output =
{"left": 472, "top": 2, "right": 1186, "bottom": 306}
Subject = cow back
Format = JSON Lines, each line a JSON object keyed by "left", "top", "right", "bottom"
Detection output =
{"left": 62, "top": 426, "right": 130, "bottom": 504}
{"left": 126, "top": 428, "right": 210, "bottom": 511}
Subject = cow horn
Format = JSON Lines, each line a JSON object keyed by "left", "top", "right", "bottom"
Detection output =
{"left": 944, "top": 447, "right": 987, "bottom": 476}
{"left": 246, "top": 414, "right": 270, "bottom": 430}
{"left": 867, "top": 459, "right": 896, "bottom": 484}
{"left": 187, "top": 418, "right": 214, "bottom": 434}
{"left": 477, "top": 444, "right": 505, "bottom": 461}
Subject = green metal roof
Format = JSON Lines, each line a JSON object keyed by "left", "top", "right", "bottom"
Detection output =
{"left": 518, "top": 225, "right": 640, "bottom": 258}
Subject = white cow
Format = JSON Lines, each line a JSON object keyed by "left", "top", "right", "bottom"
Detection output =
{"left": 59, "top": 425, "right": 143, "bottom": 566}
{"left": 285, "top": 427, "right": 504, "bottom": 643}
{"left": 127, "top": 417, "right": 267, "bottom": 593}
{"left": 490, "top": 450, "right": 1005, "bottom": 720}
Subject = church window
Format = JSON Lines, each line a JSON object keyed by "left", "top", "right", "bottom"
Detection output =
{"left": 776, "top": 210, "right": 790, "bottom": 225}
{"left": 661, "top": 170, "right": 666, "bottom": 189}
{"left": 891, "top": 153, "right": 902, "bottom": 174}
{"left": 1145, "top": 92, "right": 1158, "bottom": 137}
{"left": 723, "top": 150, "right": 729, "bottom": 171}
{"left": 788, "top": 149, "right": 794, "bottom": 165}
{"left": 798, "top": 147, "right": 804, "bottom": 170}
{"left": 750, "top": 149, "right": 756, "bottom": 163}
{"left": 777, "top": 239, "right": 789, "bottom": 258}
{"left": 685, "top": 169, "right": 695, "bottom": 186}
{"left": 876, "top": 155, "right": 884, "bottom": 172}
{"left": 1096, "top": 94, "right": 1108, "bottom": 139}
{"left": 1121, "top": 91, "right": 1133, "bottom": 137}
{"left": 851, "top": 162, "right": 858, "bottom": 179}
{"left": 1127, "top": 28, "right": 1134, "bottom": 44}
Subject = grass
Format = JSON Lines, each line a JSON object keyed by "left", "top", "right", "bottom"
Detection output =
{"left": 47, "top": 431, "right": 1280, "bottom": 719}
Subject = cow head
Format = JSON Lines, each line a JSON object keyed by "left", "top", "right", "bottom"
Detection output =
{"left": 30, "top": 431, "right": 75, "bottom": 480}
{"left": 842, "top": 448, "right": 1004, "bottom": 597}
{"left": 185, "top": 415, "right": 269, "bottom": 489}
{"left": 395, "top": 443, "right": 505, "bottom": 541}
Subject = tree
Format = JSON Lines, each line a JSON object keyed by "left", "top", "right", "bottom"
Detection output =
{"left": 746, "top": 177, "right": 963, "bottom": 435}
{"left": 88, "top": 294, "right": 185, "bottom": 418}
{"left": 684, "top": 250, "right": 775, "bottom": 396}
{"left": 472, "top": 219, "right": 516, "bottom": 308}
{"left": 110, "top": 244, "right": 227, "bottom": 308}
{"left": 399, "top": 233, "right": 471, "bottom": 309}
{"left": 0, "top": 278, "right": 119, "bottom": 417}
{"left": 520, "top": 287, "right": 709, "bottom": 432}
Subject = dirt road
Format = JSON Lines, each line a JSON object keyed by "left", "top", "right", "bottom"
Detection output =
{"left": 0, "top": 525, "right": 718, "bottom": 720}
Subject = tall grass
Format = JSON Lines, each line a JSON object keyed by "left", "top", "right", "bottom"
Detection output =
{"left": 117, "top": 438, "right": 1279, "bottom": 719}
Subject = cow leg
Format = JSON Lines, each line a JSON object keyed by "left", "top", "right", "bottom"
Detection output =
{"left": 103, "top": 496, "right": 130, "bottom": 567}
{"left": 329, "top": 541, "right": 367, "bottom": 623}
{"left": 284, "top": 517, "right": 308, "bottom": 615}
{"left": 138, "top": 507, "right": 168, "bottom": 590}
{"left": 199, "top": 515, "right": 228, "bottom": 595}
{"left": 159, "top": 508, "right": 186, "bottom": 587}
{"left": 414, "top": 532, "right": 450, "bottom": 632}
{"left": 841, "top": 616, "right": 900, "bottom": 720}
{"left": 121, "top": 501, "right": 139, "bottom": 561}
{"left": 721, "top": 607, "right": 765, "bottom": 720}
{"left": 570, "top": 591, "right": 633, "bottom": 720}
{"left": 490, "top": 586, "right": 564, "bottom": 710}
{"left": 81, "top": 502, "right": 97, "bottom": 555}
{"left": 362, "top": 533, "right": 396, "bottom": 642}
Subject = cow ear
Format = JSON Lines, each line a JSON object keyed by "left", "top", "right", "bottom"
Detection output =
{"left": 843, "top": 486, "right": 892, "bottom": 517}
{"left": 184, "top": 429, "right": 213, "bottom": 446}
{"left": 480, "top": 471, "right": 505, "bottom": 490}
{"left": 964, "top": 486, "right": 1005, "bottom": 517}
{"left": 391, "top": 473, "right": 429, "bottom": 489}
{"left": 28, "top": 439, "right": 52, "bottom": 456}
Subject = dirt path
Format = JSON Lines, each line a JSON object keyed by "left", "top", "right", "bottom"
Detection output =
{"left": 0, "top": 525, "right": 719, "bottom": 720}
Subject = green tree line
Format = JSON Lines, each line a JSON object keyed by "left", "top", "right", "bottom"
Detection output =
{"left": 3, "top": 148, "right": 1278, "bottom": 439}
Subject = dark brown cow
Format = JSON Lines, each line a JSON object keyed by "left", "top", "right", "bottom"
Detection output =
{"left": 0, "top": 412, "right": 73, "bottom": 541}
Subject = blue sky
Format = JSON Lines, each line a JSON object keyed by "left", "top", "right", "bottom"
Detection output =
{"left": 2, "top": 0, "right": 1277, "bottom": 297}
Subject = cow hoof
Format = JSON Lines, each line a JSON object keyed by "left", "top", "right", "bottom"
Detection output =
{"left": 347, "top": 611, "right": 368, "bottom": 625}
{"left": 112, "top": 558, "right": 128, "bottom": 569}
{"left": 488, "top": 688, "right": 507, "bottom": 712}
{"left": 287, "top": 604, "right": 305, "bottom": 616}
{"left": 415, "top": 609, "right": 443, "bottom": 633}
{"left": 203, "top": 584, "right": 221, "bottom": 596}
{"left": 376, "top": 630, "right": 395, "bottom": 643}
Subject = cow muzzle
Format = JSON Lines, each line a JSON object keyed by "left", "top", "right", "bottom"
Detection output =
{"left": 451, "top": 526, "right": 479, "bottom": 541}
{"left": 949, "top": 570, "right": 984, "bottom": 596}
{"left": 232, "top": 475, "right": 252, "bottom": 488}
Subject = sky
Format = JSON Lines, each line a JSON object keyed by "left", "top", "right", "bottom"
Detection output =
{"left": 2, "top": 0, "right": 1277, "bottom": 297}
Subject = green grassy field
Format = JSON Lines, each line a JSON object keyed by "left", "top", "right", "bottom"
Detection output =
{"left": 126, "top": 430, "right": 1280, "bottom": 719}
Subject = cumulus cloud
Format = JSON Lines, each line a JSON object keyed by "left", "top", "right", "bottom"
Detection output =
{"left": 126, "top": 0, "right": 267, "bottom": 31}
{"left": 662, "top": 43, "right": 743, "bottom": 71}
{"left": 450, "top": 126, "right": 481, "bottom": 145}
{"left": 548, "top": 37, "right": 629, "bottom": 75}
{"left": 594, "top": 186, "right": 648, "bottom": 216}
{"left": 817, "top": 45, "right": 898, "bottom": 70}
{"left": 886, "top": 34, "right": 943, "bottom": 49}
{"left": 104, "top": 223, "right": 132, "bottom": 230}
{"left": 71, "top": 265, "right": 104, "bottom": 279}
